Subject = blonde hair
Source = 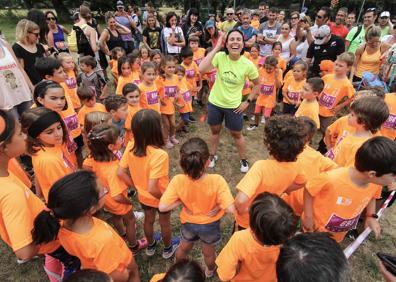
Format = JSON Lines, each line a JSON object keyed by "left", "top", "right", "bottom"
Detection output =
{"left": 57, "top": 52, "right": 73, "bottom": 62}
{"left": 84, "top": 111, "right": 112, "bottom": 135}
{"left": 365, "top": 25, "right": 382, "bottom": 42}
{"left": 337, "top": 52, "right": 355, "bottom": 67}
{"left": 15, "top": 19, "right": 39, "bottom": 44}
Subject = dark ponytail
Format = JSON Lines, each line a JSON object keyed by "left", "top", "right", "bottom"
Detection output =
{"left": 179, "top": 138, "right": 209, "bottom": 180}
{"left": 32, "top": 170, "right": 100, "bottom": 244}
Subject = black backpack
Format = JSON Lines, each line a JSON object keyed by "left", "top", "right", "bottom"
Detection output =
{"left": 73, "top": 25, "right": 95, "bottom": 57}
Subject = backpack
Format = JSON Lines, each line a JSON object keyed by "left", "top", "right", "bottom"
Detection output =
{"left": 350, "top": 25, "right": 363, "bottom": 44}
{"left": 357, "top": 71, "right": 389, "bottom": 92}
{"left": 69, "top": 24, "right": 94, "bottom": 56}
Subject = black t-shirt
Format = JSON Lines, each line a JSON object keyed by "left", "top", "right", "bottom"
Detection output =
{"left": 142, "top": 26, "right": 162, "bottom": 50}
{"left": 307, "top": 34, "right": 345, "bottom": 76}
{"left": 260, "top": 16, "right": 268, "bottom": 24}
{"left": 12, "top": 43, "right": 45, "bottom": 85}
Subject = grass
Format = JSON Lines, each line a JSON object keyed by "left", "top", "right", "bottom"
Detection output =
{"left": 1, "top": 10, "right": 395, "bottom": 282}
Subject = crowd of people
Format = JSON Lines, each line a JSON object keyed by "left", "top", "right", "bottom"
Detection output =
{"left": 0, "top": 1, "right": 396, "bottom": 282}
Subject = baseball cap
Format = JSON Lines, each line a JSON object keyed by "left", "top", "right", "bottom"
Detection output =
{"left": 320, "top": 60, "right": 334, "bottom": 72}
{"left": 225, "top": 8, "right": 235, "bottom": 14}
{"left": 380, "top": 11, "right": 390, "bottom": 18}
{"left": 116, "top": 1, "right": 125, "bottom": 8}
{"left": 205, "top": 20, "right": 215, "bottom": 29}
{"left": 314, "top": 25, "right": 331, "bottom": 45}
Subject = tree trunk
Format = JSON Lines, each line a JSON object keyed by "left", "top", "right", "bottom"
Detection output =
{"left": 51, "top": 0, "right": 71, "bottom": 23}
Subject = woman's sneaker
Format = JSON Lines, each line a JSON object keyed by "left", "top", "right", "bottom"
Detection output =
{"left": 208, "top": 155, "right": 218, "bottom": 168}
{"left": 247, "top": 124, "right": 258, "bottom": 131}
{"left": 165, "top": 140, "right": 174, "bottom": 149}
{"left": 240, "top": 159, "right": 249, "bottom": 173}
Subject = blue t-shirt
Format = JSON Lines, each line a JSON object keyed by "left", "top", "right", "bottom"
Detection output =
{"left": 238, "top": 25, "right": 257, "bottom": 42}
{"left": 112, "top": 119, "right": 125, "bottom": 141}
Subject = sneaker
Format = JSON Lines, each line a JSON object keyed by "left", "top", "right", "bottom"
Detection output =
{"left": 131, "top": 238, "right": 148, "bottom": 256}
{"left": 128, "top": 188, "right": 137, "bottom": 198}
{"left": 240, "top": 159, "right": 249, "bottom": 173}
{"left": 251, "top": 116, "right": 255, "bottom": 121}
{"left": 243, "top": 114, "right": 249, "bottom": 121}
{"left": 133, "top": 211, "right": 144, "bottom": 221}
{"left": 165, "top": 141, "right": 174, "bottom": 149}
{"left": 170, "top": 136, "right": 179, "bottom": 145}
{"left": 188, "top": 116, "right": 197, "bottom": 123}
{"left": 145, "top": 233, "right": 161, "bottom": 256}
{"left": 162, "top": 237, "right": 180, "bottom": 259}
{"left": 205, "top": 267, "right": 216, "bottom": 278}
{"left": 261, "top": 117, "right": 265, "bottom": 124}
{"left": 247, "top": 124, "right": 258, "bottom": 131}
{"left": 208, "top": 155, "right": 218, "bottom": 168}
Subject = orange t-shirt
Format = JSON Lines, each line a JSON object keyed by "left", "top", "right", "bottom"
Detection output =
{"left": 295, "top": 99, "right": 320, "bottom": 129}
{"left": 85, "top": 159, "right": 132, "bottom": 216}
{"left": 216, "top": 229, "right": 279, "bottom": 282}
{"left": 256, "top": 68, "right": 283, "bottom": 108}
{"left": 236, "top": 159, "right": 306, "bottom": 228}
{"left": 9, "top": 158, "right": 31, "bottom": 189}
{"left": 61, "top": 70, "right": 81, "bottom": 110}
{"left": 160, "top": 174, "right": 234, "bottom": 224}
{"left": 282, "top": 78, "right": 305, "bottom": 104}
{"left": 0, "top": 172, "right": 60, "bottom": 254}
{"left": 139, "top": 82, "right": 161, "bottom": 113}
{"left": 177, "top": 78, "right": 193, "bottom": 114}
{"left": 157, "top": 75, "right": 178, "bottom": 115}
{"left": 304, "top": 167, "right": 381, "bottom": 242}
{"left": 116, "top": 73, "right": 134, "bottom": 95}
{"left": 120, "top": 142, "right": 169, "bottom": 208}
{"left": 60, "top": 94, "right": 82, "bottom": 139}
{"left": 276, "top": 56, "right": 287, "bottom": 73}
{"left": 193, "top": 48, "right": 206, "bottom": 66}
{"left": 77, "top": 103, "right": 106, "bottom": 127}
{"left": 181, "top": 61, "right": 200, "bottom": 96}
{"left": 381, "top": 93, "right": 396, "bottom": 140}
{"left": 59, "top": 217, "right": 133, "bottom": 273}
{"left": 124, "top": 104, "right": 141, "bottom": 144}
{"left": 150, "top": 273, "right": 165, "bottom": 282}
{"left": 326, "top": 115, "right": 355, "bottom": 148}
{"left": 333, "top": 134, "right": 372, "bottom": 167}
{"left": 32, "top": 145, "right": 76, "bottom": 202}
{"left": 319, "top": 74, "right": 355, "bottom": 117}
{"left": 251, "top": 19, "right": 260, "bottom": 31}
{"left": 249, "top": 56, "right": 261, "bottom": 70}
{"left": 109, "top": 59, "right": 118, "bottom": 82}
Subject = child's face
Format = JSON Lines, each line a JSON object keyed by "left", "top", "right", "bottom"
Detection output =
{"left": 183, "top": 56, "right": 193, "bottom": 66}
{"left": 112, "top": 103, "right": 128, "bottom": 121}
{"left": 80, "top": 63, "right": 92, "bottom": 73}
{"left": 61, "top": 57, "right": 75, "bottom": 71}
{"left": 189, "top": 41, "right": 199, "bottom": 51}
{"left": 116, "top": 51, "right": 124, "bottom": 59}
{"left": 38, "top": 121, "right": 64, "bottom": 146}
{"left": 38, "top": 88, "right": 66, "bottom": 112}
{"left": 132, "top": 58, "right": 141, "bottom": 71}
{"left": 334, "top": 60, "right": 349, "bottom": 76}
{"left": 272, "top": 45, "right": 281, "bottom": 56}
{"left": 177, "top": 71, "right": 185, "bottom": 80}
{"left": 152, "top": 54, "right": 162, "bottom": 65}
{"left": 250, "top": 47, "right": 259, "bottom": 58}
{"left": 125, "top": 90, "right": 140, "bottom": 106}
{"left": 121, "top": 62, "right": 132, "bottom": 76}
{"left": 142, "top": 67, "right": 157, "bottom": 83}
{"left": 85, "top": 97, "right": 96, "bottom": 107}
{"left": 253, "top": 15, "right": 259, "bottom": 20}
{"left": 369, "top": 172, "right": 396, "bottom": 187}
{"left": 49, "top": 67, "right": 67, "bottom": 83}
{"left": 141, "top": 48, "right": 149, "bottom": 59}
{"left": 164, "top": 61, "right": 176, "bottom": 76}
{"left": 264, "top": 64, "right": 275, "bottom": 74}
{"left": 293, "top": 64, "right": 306, "bottom": 80}
{"left": 301, "top": 83, "right": 316, "bottom": 99}
{"left": 347, "top": 110, "right": 359, "bottom": 127}
{"left": 3, "top": 123, "right": 26, "bottom": 158}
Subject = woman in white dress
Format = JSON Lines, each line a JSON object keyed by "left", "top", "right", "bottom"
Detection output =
{"left": 277, "top": 22, "right": 296, "bottom": 62}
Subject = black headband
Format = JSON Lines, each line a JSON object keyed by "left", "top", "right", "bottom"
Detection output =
{"left": 0, "top": 110, "right": 15, "bottom": 143}
{"left": 28, "top": 111, "right": 62, "bottom": 138}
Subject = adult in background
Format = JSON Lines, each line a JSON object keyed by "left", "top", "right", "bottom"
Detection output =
{"left": 45, "top": 11, "right": 70, "bottom": 53}
{"left": 345, "top": 8, "right": 377, "bottom": 54}
{"left": 305, "top": 6, "right": 331, "bottom": 45}
{"left": 219, "top": 8, "right": 236, "bottom": 34}
{"left": 142, "top": 1, "right": 154, "bottom": 25}
{"left": 346, "top": 12, "right": 356, "bottom": 30}
{"left": 289, "top": 11, "right": 300, "bottom": 37}
{"left": 0, "top": 37, "right": 33, "bottom": 119}
{"left": 277, "top": 22, "right": 296, "bottom": 61}
{"left": 12, "top": 19, "right": 46, "bottom": 86}
{"left": 142, "top": 14, "right": 163, "bottom": 51}
{"left": 99, "top": 12, "right": 130, "bottom": 57}
{"left": 163, "top": 12, "right": 185, "bottom": 56}
{"left": 234, "top": 7, "right": 244, "bottom": 28}
{"left": 378, "top": 11, "right": 393, "bottom": 38}
{"left": 257, "top": 7, "right": 281, "bottom": 57}
{"left": 306, "top": 25, "right": 345, "bottom": 77}
{"left": 295, "top": 16, "right": 311, "bottom": 59}
{"left": 27, "top": 9, "right": 48, "bottom": 45}
{"left": 114, "top": 0, "right": 136, "bottom": 54}
{"left": 277, "top": 11, "right": 286, "bottom": 25}
{"left": 74, "top": 6, "right": 98, "bottom": 59}
{"left": 328, "top": 7, "right": 349, "bottom": 40}
{"left": 204, "top": 20, "right": 222, "bottom": 48}
{"left": 258, "top": 2, "right": 269, "bottom": 23}
{"left": 237, "top": 9, "right": 257, "bottom": 51}
{"left": 182, "top": 8, "right": 204, "bottom": 46}
{"left": 131, "top": 6, "right": 143, "bottom": 48}
{"left": 199, "top": 30, "right": 260, "bottom": 173}
{"left": 382, "top": 25, "right": 396, "bottom": 46}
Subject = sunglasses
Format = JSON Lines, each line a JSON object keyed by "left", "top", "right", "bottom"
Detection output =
{"left": 236, "top": 12, "right": 242, "bottom": 16}
{"left": 316, "top": 14, "right": 323, "bottom": 19}
{"left": 366, "top": 8, "right": 376, "bottom": 12}
{"left": 47, "top": 17, "right": 56, "bottom": 21}
{"left": 99, "top": 187, "right": 109, "bottom": 199}
{"left": 291, "top": 16, "right": 299, "bottom": 20}
{"left": 29, "top": 31, "right": 39, "bottom": 36}
{"left": 380, "top": 16, "right": 389, "bottom": 19}
{"left": 226, "top": 13, "right": 233, "bottom": 16}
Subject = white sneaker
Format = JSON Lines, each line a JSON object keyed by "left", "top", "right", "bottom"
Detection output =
{"left": 133, "top": 211, "right": 144, "bottom": 221}
{"left": 247, "top": 124, "right": 258, "bottom": 131}
{"left": 208, "top": 155, "right": 218, "bottom": 168}
{"left": 261, "top": 117, "right": 265, "bottom": 124}
{"left": 251, "top": 116, "right": 255, "bottom": 121}
{"left": 240, "top": 160, "right": 249, "bottom": 173}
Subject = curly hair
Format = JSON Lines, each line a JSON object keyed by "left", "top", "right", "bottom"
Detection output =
{"left": 264, "top": 115, "right": 306, "bottom": 162}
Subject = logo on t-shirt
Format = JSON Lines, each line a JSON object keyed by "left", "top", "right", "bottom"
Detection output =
{"left": 146, "top": 90, "right": 159, "bottom": 105}
{"left": 182, "top": 90, "right": 192, "bottom": 102}
{"left": 65, "top": 77, "right": 77, "bottom": 89}
{"left": 287, "top": 91, "right": 300, "bottom": 101}
{"left": 164, "top": 86, "right": 177, "bottom": 98}
{"left": 221, "top": 71, "right": 238, "bottom": 85}
{"left": 383, "top": 113, "right": 396, "bottom": 129}
{"left": 260, "top": 84, "right": 274, "bottom": 95}
{"left": 186, "top": 69, "right": 195, "bottom": 78}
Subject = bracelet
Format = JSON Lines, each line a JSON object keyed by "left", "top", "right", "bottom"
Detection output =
{"left": 366, "top": 213, "right": 378, "bottom": 219}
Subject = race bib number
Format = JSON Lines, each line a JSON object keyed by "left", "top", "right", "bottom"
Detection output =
{"left": 63, "top": 114, "right": 79, "bottom": 131}
{"left": 182, "top": 90, "right": 192, "bottom": 102}
{"left": 146, "top": 90, "right": 159, "bottom": 105}
{"left": 325, "top": 149, "right": 335, "bottom": 160}
{"left": 287, "top": 91, "right": 300, "bottom": 102}
{"left": 260, "top": 84, "right": 274, "bottom": 96}
{"left": 186, "top": 69, "right": 195, "bottom": 78}
{"left": 194, "top": 57, "right": 203, "bottom": 66}
{"left": 164, "top": 86, "right": 177, "bottom": 98}
{"left": 325, "top": 213, "right": 360, "bottom": 232}
{"left": 383, "top": 114, "right": 396, "bottom": 129}
{"left": 65, "top": 77, "right": 77, "bottom": 90}
{"left": 319, "top": 92, "right": 336, "bottom": 109}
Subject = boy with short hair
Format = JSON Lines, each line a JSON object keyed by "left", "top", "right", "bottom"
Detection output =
{"left": 77, "top": 55, "right": 108, "bottom": 101}
{"left": 104, "top": 95, "right": 128, "bottom": 143}
{"left": 235, "top": 115, "right": 307, "bottom": 229}
{"left": 295, "top": 77, "right": 324, "bottom": 129}
{"left": 216, "top": 192, "right": 298, "bottom": 281}
{"left": 303, "top": 136, "right": 396, "bottom": 242}
{"left": 181, "top": 47, "right": 202, "bottom": 106}
{"left": 319, "top": 60, "right": 334, "bottom": 77}
{"left": 76, "top": 85, "right": 106, "bottom": 127}
{"left": 189, "top": 35, "right": 205, "bottom": 66}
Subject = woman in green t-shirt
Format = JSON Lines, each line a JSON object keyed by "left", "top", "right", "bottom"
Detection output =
{"left": 199, "top": 29, "right": 260, "bottom": 173}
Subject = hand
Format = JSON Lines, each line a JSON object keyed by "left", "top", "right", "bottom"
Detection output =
{"left": 207, "top": 206, "right": 221, "bottom": 217}
{"left": 303, "top": 215, "right": 314, "bottom": 232}
{"left": 215, "top": 32, "right": 226, "bottom": 50}
{"left": 234, "top": 101, "right": 249, "bottom": 114}
{"left": 388, "top": 182, "right": 396, "bottom": 191}
{"left": 365, "top": 217, "right": 381, "bottom": 239}
{"left": 379, "top": 261, "right": 396, "bottom": 282}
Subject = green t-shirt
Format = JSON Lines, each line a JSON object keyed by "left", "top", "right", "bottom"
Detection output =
{"left": 208, "top": 52, "right": 259, "bottom": 109}
{"left": 380, "top": 26, "right": 390, "bottom": 38}
{"left": 346, "top": 26, "right": 365, "bottom": 54}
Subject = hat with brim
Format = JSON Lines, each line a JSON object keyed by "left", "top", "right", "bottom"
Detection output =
{"left": 116, "top": 1, "right": 125, "bottom": 8}
{"left": 314, "top": 25, "right": 331, "bottom": 45}
{"left": 380, "top": 11, "right": 390, "bottom": 18}
{"left": 205, "top": 20, "right": 215, "bottom": 29}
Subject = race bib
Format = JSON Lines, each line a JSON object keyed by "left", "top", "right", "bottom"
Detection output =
{"left": 383, "top": 113, "right": 396, "bottom": 129}
{"left": 182, "top": 90, "right": 192, "bottom": 102}
{"left": 65, "top": 77, "right": 77, "bottom": 90}
{"left": 186, "top": 69, "right": 195, "bottom": 78}
{"left": 164, "top": 86, "right": 177, "bottom": 98}
{"left": 287, "top": 91, "right": 300, "bottom": 102}
{"left": 325, "top": 213, "right": 360, "bottom": 232}
{"left": 63, "top": 114, "right": 79, "bottom": 131}
{"left": 194, "top": 57, "right": 203, "bottom": 66}
{"left": 260, "top": 84, "right": 274, "bottom": 96}
{"left": 133, "top": 79, "right": 140, "bottom": 84}
{"left": 319, "top": 92, "right": 336, "bottom": 109}
{"left": 146, "top": 90, "right": 159, "bottom": 105}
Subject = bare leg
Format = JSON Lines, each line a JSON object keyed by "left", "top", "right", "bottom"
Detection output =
{"left": 159, "top": 212, "right": 172, "bottom": 247}
{"left": 175, "top": 240, "right": 194, "bottom": 261}
{"left": 209, "top": 124, "right": 222, "bottom": 156}
{"left": 143, "top": 209, "right": 156, "bottom": 244}
{"left": 230, "top": 130, "right": 246, "bottom": 160}
{"left": 111, "top": 215, "right": 126, "bottom": 236}
{"left": 202, "top": 243, "right": 217, "bottom": 271}
{"left": 123, "top": 210, "right": 137, "bottom": 246}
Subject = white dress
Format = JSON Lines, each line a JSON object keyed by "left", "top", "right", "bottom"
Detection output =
{"left": 278, "top": 35, "right": 294, "bottom": 60}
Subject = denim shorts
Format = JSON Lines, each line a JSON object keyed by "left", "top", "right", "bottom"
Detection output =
{"left": 207, "top": 102, "right": 243, "bottom": 131}
{"left": 181, "top": 220, "right": 221, "bottom": 245}
{"left": 180, "top": 112, "right": 191, "bottom": 122}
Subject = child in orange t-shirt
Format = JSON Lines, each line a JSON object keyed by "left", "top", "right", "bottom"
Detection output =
{"left": 21, "top": 107, "right": 76, "bottom": 202}
{"left": 159, "top": 138, "right": 234, "bottom": 278}
{"left": 118, "top": 109, "right": 178, "bottom": 259}
{"left": 217, "top": 192, "right": 297, "bottom": 282}
{"left": 32, "top": 170, "right": 140, "bottom": 281}
{"left": 235, "top": 115, "right": 306, "bottom": 229}
{"left": 109, "top": 47, "right": 125, "bottom": 86}
{"left": 139, "top": 62, "right": 161, "bottom": 113}
{"left": 175, "top": 65, "right": 194, "bottom": 133}
{"left": 303, "top": 136, "right": 396, "bottom": 242}
{"left": 282, "top": 60, "right": 307, "bottom": 115}
{"left": 319, "top": 59, "right": 334, "bottom": 77}
{"left": 122, "top": 83, "right": 141, "bottom": 145}
{"left": 85, "top": 124, "right": 147, "bottom": 253}
{"left": 77, "top": 85, "right": 106, "bottom": 127}
{"left": 189, "top": 36, "right": 206, "bottom": 66}
{"left": 104, "top": 95, "right": 129, "bottom": 144}
{"left": 116, "top": 56, "right": 134, "bottom": 95}
{"left": 58, "top": 53, "right": 81, "bottom": 110}
{"left": 139, "top": 45, "right": 151, "bottom": 64}
{"left": 330, "top": 96, "right": 389, "bottom": 167}
{"left": 272, "top": 42, "right": 287, "bottom": 73}
{"left": 295, "top": 77, "right": 324, "bottom": 129}
{"left": 247, "top": 56, "right": 282, "bottom": 130}
{"left": 381, "top": 92, "right": 396, "bottom": 140}
{"left": 157, "top": 56, "right": 180, "bottom": 149}
{"left": 181, "top": 47, "right": 202, "bottom": 99}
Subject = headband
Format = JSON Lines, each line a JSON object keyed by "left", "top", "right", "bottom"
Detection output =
{"left": 0, "top": 110, "right": 15, "bottom": 143}
{"left": 28, "top": 111, "right": 62, "bottom": 138}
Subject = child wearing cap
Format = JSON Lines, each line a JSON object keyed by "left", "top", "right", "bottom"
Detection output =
{"left": 319, "top": 60, "right": 334, "bottom": 77}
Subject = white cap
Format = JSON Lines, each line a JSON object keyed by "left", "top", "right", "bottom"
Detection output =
{"left": 314, "top": 25, "right": 331, "bottom": 45}
{"left": 380, "top": 11, "right": 390, "bottom": 18}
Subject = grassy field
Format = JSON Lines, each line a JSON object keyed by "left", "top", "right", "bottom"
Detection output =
{"left": 1, "top": 10, "right": 395, "bottom": 282}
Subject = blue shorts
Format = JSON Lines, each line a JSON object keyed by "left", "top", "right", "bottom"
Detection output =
{"left": 181, "top": 220, "right": 221, "bottom": 245}
{"left": 180, "top": 112, "right": 191, "bottom": 122}
{"left": 207, "top": 102, "right": 243, "bottom": 131}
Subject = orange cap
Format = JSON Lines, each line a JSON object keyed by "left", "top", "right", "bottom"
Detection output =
{"left": 320, "top": 60, "right": 334, "bottom": 72}
{"left": 0, "top": 115, "right": 5, "bottom": 136}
